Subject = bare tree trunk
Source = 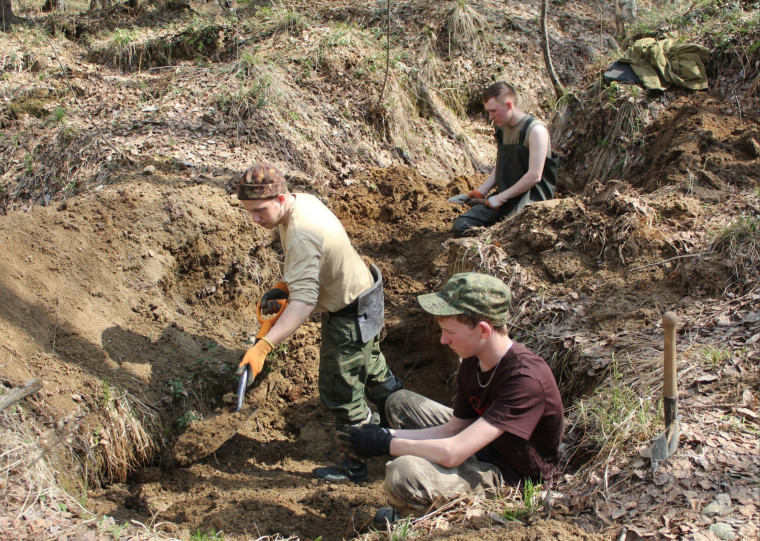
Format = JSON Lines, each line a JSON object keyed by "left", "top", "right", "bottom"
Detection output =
{"left": 540, "top": 0, "right": 565, "bottom": 100}
{"left": 42, "top": 0, "right": 65, "bottom": 12}
{"left": 615, "top": 0, "right": 636, "bottom": 38}
{"left": 1, "top": 0, "right": 18, "bottom": 30}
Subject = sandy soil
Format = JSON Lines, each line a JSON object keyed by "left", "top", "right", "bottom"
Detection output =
{"left": 2, "top": 94, "right": 759, "bottom": 539}
{"left": 1, "top": 1, "right": 759, "bottom": 540}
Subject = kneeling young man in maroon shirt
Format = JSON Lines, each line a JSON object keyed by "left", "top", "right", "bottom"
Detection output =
{"left": 342, "top": 272, "right": 564, "bottom": 520}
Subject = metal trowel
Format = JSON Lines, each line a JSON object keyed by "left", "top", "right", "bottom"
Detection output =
{"left": 447, "top": 194, "right": 469, "bottom": 204}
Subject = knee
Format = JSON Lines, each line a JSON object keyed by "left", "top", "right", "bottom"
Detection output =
{"left": 384, "top": 456, "right": 434, "bottom": 512}
{"left": 452, "top": 216, "right": 471, "bottom": 236}
{"left": 385, "top": 389, "right": 415, "bottom": 427}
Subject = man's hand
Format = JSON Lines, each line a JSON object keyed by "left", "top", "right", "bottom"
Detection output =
{"left": 260, "top": 282, "right": 289, "bottom": 315}
{"left": 339, "top": 423, "right": 394, "bottom": 457}
{"left": 237, "top": 340, "right": 273, "bottom": 382}
{"left": 486, "top": 194, "right": 503, "bottom": 209}
{"left": 465, "top": 190, "right": 486, "bottom": 207}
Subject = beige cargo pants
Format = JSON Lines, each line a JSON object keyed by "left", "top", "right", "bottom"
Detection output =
{"left": 383, "top": 390, "right": 505, "bottom": 515}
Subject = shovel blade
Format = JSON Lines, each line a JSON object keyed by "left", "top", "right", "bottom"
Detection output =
{"left": 649, "top": 418, "right": 679, "bottom": 463}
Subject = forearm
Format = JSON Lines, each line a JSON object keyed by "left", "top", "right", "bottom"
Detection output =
{"left": 390, "top": 421, "right": 462, "bottom": 441}
{"left": 390, "top": 436, "right": 468, "bottom": 468}
{"left": 388, "top": 417, "right": 474, "bottom": 467}
{"left": 389, "top": 417, "right": 503, "bottom": 469}
{"left": 475, "top": 168, "right": 496, "bottom": 196}
{"left": 489, "top": 171, "right": 540, "bottom": 206}
{"left": 262, "top": 300, "right": 314, "bottom": 345}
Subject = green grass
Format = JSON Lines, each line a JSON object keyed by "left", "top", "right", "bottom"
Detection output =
{"left": 501, "top": 477, "right": 540, "bottom": 521}
{"left": 626, "top": 0, "right": 759, "bottom": 51}
{"left": 574, "top": 354, "right": 659, "bottom": 450}
{"left": 176, "top": 410, "right": 199, "bottom": 429}
{"left": 714, "top": 215, "right": 759, "bottom": 248}
{"left": 51, "top": 106, "right": 66, "bottom": 122}
{"left": 710, "top": 215, "right": 760, "bottom": 287}
{"left": 700, "top": 345, "right": 732, "bottom": 368}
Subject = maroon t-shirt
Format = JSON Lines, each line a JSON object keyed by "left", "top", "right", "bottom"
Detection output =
{"left": 453, "top": 342, "right": 564, "bottom": 484}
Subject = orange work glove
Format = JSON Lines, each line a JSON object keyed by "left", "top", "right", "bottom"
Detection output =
{"left": 260, "top": 281, "right": 289, "bottom": 315}
{"left": 467, "top": 190, "right": 484, "bottom": 199}
{"left": 237, "top": 339, "right": 274, "bottom": 380}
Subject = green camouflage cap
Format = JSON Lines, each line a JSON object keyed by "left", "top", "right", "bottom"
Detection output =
{"left": 417, "top": 272, "right": 511, "bottom": 326}
{"left": 237, "top": 162, "right": 287, "bottom": 200}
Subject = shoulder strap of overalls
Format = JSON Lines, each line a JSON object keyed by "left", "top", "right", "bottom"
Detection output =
{"left": 518, "top": 116, "right": 535, "bottom": 146}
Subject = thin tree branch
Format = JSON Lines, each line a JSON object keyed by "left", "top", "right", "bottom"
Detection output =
{"left": 376, "top": 0, "right": 391, "bottom": 110}
{"left": 540, "top": 0, "right": 565, "bottom": 100}
{"left": 628, "top": 252, "right": 716, "bottom": 273}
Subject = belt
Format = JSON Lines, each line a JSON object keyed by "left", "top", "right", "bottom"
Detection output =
{"left": 331, "top": 299, "right": 358, "bottom": 317}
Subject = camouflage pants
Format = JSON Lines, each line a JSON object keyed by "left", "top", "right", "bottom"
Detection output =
{"left": 383, "top": 390, "right": 505, "bottom": 515}
{"left": 319, "top": 312, "right": 391, "bottom": 429}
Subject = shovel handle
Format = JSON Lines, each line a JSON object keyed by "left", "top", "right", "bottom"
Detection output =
{"left": 663, "top": 312, "right": 677, "bottom": 399}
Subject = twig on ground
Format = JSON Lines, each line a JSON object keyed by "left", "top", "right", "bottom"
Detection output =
{"left": 628, "top": 251, "right": 716, "bottom": 272}
{"left": 0, "top": 379, "right": 42, "bottom": 412}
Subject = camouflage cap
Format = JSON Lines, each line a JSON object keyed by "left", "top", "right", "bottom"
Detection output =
{"left": 237, "top": 162, "right": 287, "bottom": 200}
{"left": 417, "top": 272, "right": 511, "bottom": 326}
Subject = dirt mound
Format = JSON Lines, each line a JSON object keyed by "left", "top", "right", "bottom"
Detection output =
{"left": 629, "top": 96, "right": 760, "bottom": 196}
{"left": 2, "top": 0, "right": 759, "bottom": 538}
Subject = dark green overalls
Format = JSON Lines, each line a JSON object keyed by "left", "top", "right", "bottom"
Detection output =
{"left": 454, "top": 116, "right": 558, "bottom": 235}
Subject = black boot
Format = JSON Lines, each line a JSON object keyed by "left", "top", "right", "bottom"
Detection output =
{"left": 312, "top": 459, "right": 368, "bottom": 483}
{"left": 367, "top": 373, "right": 404, "bottom": 428}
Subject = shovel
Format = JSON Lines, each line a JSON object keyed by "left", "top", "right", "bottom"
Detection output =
{"left": 173, "top": 299, "right": 287, "bottom": 466}
{"left": 648, "top": 311, "right": 679, "bottom": 470}
{"left": 235, "top": 298, "right": 287, "bottom": 411}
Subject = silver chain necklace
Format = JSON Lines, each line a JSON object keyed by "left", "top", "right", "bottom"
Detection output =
{"left": 476, "top": 359, "right": 501, "bottom": 388}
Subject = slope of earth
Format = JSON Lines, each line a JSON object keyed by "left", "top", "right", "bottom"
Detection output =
{"left": 1, "top": 1, "right": 759, "bottom": 541}
{"left": 0, "top": 165, "right": 604, "bottom": 541}
{"left": 0, "top": 0, "right": 608, "bottom": 213}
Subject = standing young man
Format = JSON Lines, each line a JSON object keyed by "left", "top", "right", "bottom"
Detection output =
{"left": 342, "top": 273, "right": 564, "bottom": 518}
{"left": 236, "top": 162, "right": 402, "bottom": 483}
{"left": 454, "top": 82, "right": 559, "bottom": 236}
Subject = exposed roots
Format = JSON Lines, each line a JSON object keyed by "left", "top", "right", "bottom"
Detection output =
{"left": 445, "top": 0, "right": 488, "bottom": 57}
{"left": 91, "top": 388, "right": 158, "bottom": 485}
{"left": 709, "top": 213, "right": 760, "bottom": 294}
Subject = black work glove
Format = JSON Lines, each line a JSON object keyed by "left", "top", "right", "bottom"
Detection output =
{"left": 338, "top": 423, "right": 393, "bottom": 457}
{"left": 260, "top": 283, "right": 289, "bottom": 315}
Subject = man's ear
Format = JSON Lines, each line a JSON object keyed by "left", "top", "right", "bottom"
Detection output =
{"left": 477, "top": 321, "right": 492, "bottom": 339}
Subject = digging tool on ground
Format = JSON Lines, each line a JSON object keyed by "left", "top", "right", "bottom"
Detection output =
{"left": 235, "top": 298, "right": 287, "bottom": 411}
{"left": 172, "top": 299, "right": 287, "bottom": 466}
{"left": 648, "top": 311, "right": 680, "bottom": 471}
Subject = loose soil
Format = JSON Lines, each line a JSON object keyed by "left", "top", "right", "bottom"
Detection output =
{"left": 3, "top": 98, "right": 759, "bottom": 538}
{"left": 1, "top": 1, "right": 759, "bottom": 540}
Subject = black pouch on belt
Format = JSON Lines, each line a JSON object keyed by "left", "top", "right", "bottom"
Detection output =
{"left": 356, "top": 263, "right": 384, "bottom": 343}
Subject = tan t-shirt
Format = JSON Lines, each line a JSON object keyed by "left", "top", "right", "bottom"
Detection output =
{"left": 278, "top": 193, "right": 372, "bottom": 313}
